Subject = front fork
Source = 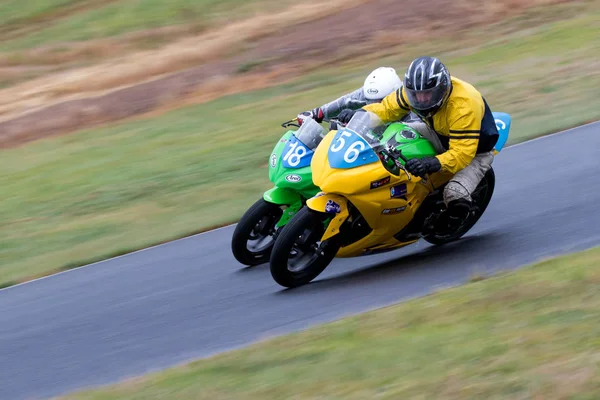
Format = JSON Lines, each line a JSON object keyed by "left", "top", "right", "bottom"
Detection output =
{"left": 276, "top": 202, "right": 303, "bottom": 228}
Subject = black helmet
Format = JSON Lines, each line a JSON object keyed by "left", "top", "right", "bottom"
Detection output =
{"left": 403, "top": 56, "right": 451, "bottom": 118}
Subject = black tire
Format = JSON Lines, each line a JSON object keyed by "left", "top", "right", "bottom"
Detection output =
{"left": 231, "top": 198, "right": 283, "bottom": 266}
{"left": 424, "top": 167, "right": 495, "bottom": 246}
{"left": 269, "top": 207, "right": 341, "bottom": 288}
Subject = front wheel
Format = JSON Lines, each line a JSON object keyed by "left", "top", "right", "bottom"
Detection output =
{"left": 269, "top": 207, "right": 341, "bottom": 288}
{"left": 424, "top": 167, "right": 495, "bottom": 246}
{"left": 231, "top": 199, "right": 283, "bottom": 266}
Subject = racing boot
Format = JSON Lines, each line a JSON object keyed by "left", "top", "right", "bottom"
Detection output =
{"left": 436, "top": 198, "right": 471, "bottom": 236}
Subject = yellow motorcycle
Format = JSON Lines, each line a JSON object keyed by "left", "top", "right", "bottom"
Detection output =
{"left": 269, "top": 110, "right": 510, "bottom": 288}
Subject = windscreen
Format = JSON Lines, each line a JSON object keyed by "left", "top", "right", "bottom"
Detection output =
{"left": 294, "top": 117, "right": 326, "bottom": 150}
{"left": 344, "top": 111, "right": 386, "bottom": 148}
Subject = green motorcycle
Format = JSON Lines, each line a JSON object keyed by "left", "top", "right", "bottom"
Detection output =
{"left": 231, "top": 117, "right": 328, "bottom": 266}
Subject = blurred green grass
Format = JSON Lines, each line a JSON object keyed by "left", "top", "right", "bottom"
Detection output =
{"left": 61, "top": 247, "right": 600, "bottom": 399}
{"left": 0, "top": 0, "right": 79, "bottom": 25}
{"left": 1, "top": 6, "right": 599, "bottom": 285}
{"left": 0, "top": 0, "right": 299, "bottom": 50}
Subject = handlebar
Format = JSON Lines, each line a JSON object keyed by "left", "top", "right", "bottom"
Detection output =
{"left": 281, "top": 117, "right": 345, "bottom": 130}
{"left": 328, "top": 118, "right": 345, "bottom": 131}
{"left": 386, "top": 144, "right": 408, "bottom": 163}
{"left": 378, "top": 143, "right": 412, "bottom": 180}
{"left": 281, "top": 118, "right": 300, "bottom": 128}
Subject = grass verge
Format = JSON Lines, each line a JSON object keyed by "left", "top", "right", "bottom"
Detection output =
{"left": 1, "top": 5, "right": 599, "bottom": 286}
{"left": 0, "top": 0, "right": 301, "bottom": 50}
{"left": 60, "top": 247, "right": 600, "bottom": 399}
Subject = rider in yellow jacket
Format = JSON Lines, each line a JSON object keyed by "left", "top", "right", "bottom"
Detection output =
{"left": 338, "top": 56, "right": 499, "bottom": 234}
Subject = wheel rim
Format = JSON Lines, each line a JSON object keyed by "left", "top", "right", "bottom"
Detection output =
{"left": 247, "top": 211, "right": 279, "bottom": 253}
{"left": 286, "top": 226, "right": 326, "bottom": 273}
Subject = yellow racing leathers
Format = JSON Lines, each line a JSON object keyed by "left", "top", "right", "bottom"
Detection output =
{"left": 364, "top": 76, "right": 499, "bottom": 205}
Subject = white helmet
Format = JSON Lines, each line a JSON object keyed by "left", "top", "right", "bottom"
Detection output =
{"left": 363, "top": 67, "right": 402, "bottom": 101}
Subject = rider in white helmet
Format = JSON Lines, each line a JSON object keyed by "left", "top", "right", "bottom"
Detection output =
{"left": 297, "top": 67, "right": 416, "bottom": 125}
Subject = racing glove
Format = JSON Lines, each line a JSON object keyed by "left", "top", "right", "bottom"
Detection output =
{"left": 297, "top": 108, "right": 324, "bottom": 125}
{"left": 405, "top": 157, "right": 441, "bottom": 178}
{"left": 337, "top": 108, "right": 365, "bottom": 124}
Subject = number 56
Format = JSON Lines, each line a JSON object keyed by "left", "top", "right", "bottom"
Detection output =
{"left": 331, "top": 131, "right": 365, "bottom": 163}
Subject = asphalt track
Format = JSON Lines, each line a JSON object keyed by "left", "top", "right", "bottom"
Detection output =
{"left": 1, "top": 122, "right": 600, "bottom": 399}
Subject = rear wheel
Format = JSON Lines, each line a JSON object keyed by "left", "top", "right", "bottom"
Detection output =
{"left": 231, "top": 199, "right": 283, "bottom": 266}
{"left": 424, "top": 167, "right": 495, "bottom": 246}
{"left": 270, "top": 207, "right": 341, "bottom": 288}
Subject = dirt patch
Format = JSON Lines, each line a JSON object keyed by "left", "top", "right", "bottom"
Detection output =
{"left": 0, "top": 25, "right": 201, "bottom": 68}
{"left": 0, "top": 0, "right": 369, "bottom": 120}
{"left": 0, "top": 0, "right": 565, "bottom": 148}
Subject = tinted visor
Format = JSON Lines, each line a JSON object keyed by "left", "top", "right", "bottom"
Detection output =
{"left": 405, "top": 85, "right": 446, "bottom": 111}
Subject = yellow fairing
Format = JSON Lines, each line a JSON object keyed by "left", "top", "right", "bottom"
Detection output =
{"left": 309, "top": 129, "right": 453, "bottom": 258}
{"left": 306, "top": 194, "right": 349, "bottom": 242}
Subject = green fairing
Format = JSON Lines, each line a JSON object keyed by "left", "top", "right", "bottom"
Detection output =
{"left": 263, "top": 187, "right": 301, "bottom": 205}
{"left": 267, "top": 130, "right": 295, "bottom": 183}
{"left": 380, "top": 122, "right": 437, "bottom": 162}
{"left": 265, "top": 130, "right": 320, "bottom": 205}
{"left": 263, "top": 187, "right": 303, "bottom": 228}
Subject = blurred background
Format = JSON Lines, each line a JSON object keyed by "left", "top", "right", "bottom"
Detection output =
{"left": 1, "top": 0, "right": 599, "bottom": 286}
